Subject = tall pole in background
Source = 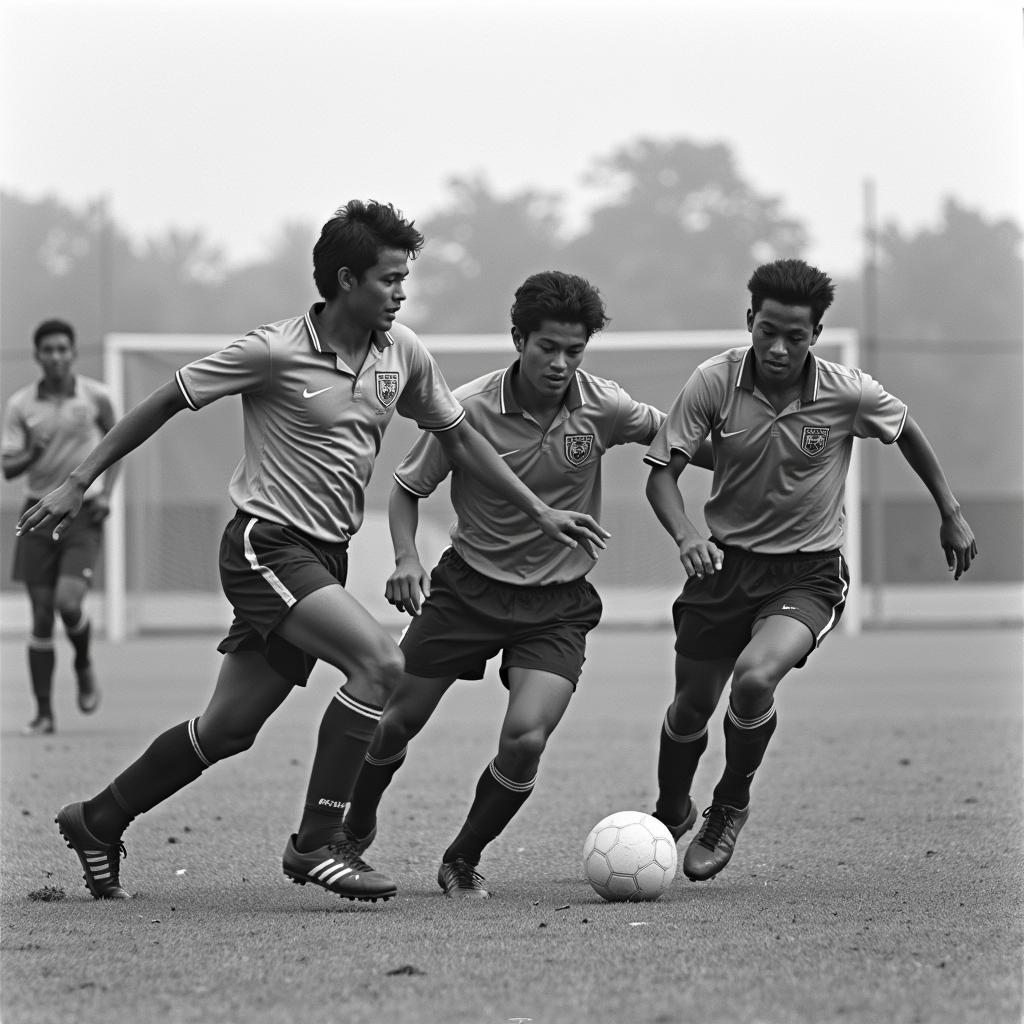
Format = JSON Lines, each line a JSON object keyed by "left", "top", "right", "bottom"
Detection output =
{"left": 862, "top": 179, "right": 884, "bottom": 624}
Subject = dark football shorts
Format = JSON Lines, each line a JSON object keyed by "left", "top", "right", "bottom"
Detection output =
{"left": 400, "top": 547, "right": 603, "bottom": 690}
{"left": 672, "top": 541, "right": 850, "bottom": 668}
{"left": 13, "top": 497, "right": 104, "bottom": 587}
{"left": 216, "top": 511, "right": 349, "bottom": 685}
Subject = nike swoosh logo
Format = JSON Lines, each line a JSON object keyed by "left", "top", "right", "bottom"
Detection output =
{"left": 498, "top": 449, "right": 521, "bottom": 458}
{"left": 303, "top": 386, "right": 333, "bottom": 399}
{"left": 721, "top": 428, "right": 749, "bottom": 438}
{"left": 782, "top": 605, "right": 799, "bottom": 611}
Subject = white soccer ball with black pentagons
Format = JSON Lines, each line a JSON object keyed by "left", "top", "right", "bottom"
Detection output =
{"left": 582, "top": 810, "right": 678, "bottom": 902}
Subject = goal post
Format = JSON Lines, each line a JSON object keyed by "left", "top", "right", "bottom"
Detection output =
{"left": 103, "top": 329, "right": 860, "bottom": 641}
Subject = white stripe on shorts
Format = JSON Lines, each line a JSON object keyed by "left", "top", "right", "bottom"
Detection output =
{"left": 242, "top": 517, "right": 297, "bottom": 607}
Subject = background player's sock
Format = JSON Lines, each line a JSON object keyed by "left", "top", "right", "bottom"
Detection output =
{"left": 712, "top": 701, "right": 778, "bottom": 808}
{"left": 296, "top": 689, "right": 382, "bottom": 852}
{"left": 28, "top": 636, "right": 55, "bottom": 719}
{"left": 84, "top": 718, "right": 212, "bottom": 842}
{"left": 654, "top": 711, "right": 708, "bottom": 825}
{"left": 345, "top": 745, "right": 407, "bottom": 839}
{"left": 442, "top": 759, "right": 535, "bottom": 866}
{"left": 64, "top": 612, "right": 92, "bottom": 670}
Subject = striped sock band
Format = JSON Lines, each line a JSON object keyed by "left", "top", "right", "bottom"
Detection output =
{"left": 187, "top": 717, "right": 213, "bottom": 767}
{"left": 365, "top": 746, "right": 407, "bottom": 768}
{"left": 488, "top": 759, "right": 536, "bottom": 794}
{"left": 663, "top": 713, "right": 709, "bottom": 744}
{"left": 332, "top": 687, "right": 383, "bottom": 722}
{"left": 726, "top": 703, "right": 777, "bottom": 731}
{"left": 28, "top": 635, "right": 55, "bottom": 651}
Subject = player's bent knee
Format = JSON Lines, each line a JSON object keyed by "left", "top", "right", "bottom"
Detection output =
{"left": 729, "top": 668, "right": 778, "bottom": 710}
{"left": 502, "top": 726, "right": 549, "bottom": 766}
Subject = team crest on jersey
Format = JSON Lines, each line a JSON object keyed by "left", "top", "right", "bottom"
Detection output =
{"left": 800, "top": 425, "right": 829, "bottom": 456}
{"left": 375, "top": 371, "right": 400, "bottom": 408}
{"left": 564, "top": 433, "right": 595, "bottom": 466}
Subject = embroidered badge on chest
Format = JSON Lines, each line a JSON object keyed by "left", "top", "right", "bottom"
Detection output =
{"left": 800, "top": 425, "right": 829, "bottom": 456}
{"left": 564, "top": 433, "right": 595, "bottom": 466}
{"left": 375, "top": 371, "right": 400, "bottom": 408}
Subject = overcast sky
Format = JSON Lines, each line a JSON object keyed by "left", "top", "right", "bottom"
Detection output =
{"left": 2, "top": 0, "right": 1021, "bottom": 278}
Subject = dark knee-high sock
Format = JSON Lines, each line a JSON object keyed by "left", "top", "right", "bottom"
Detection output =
{"left": 84, "top": 718, "right": 213, "bottom": 844}
{"left": 713, "top": 701, "right": 778, "bottom": 809}
{"left": 654, "top": 709, "right": 708, "bottom": 825}
{"left": 443, "top": 760, "right": 535, "bottom": 866}
{"left": 64, "top": 613, "right": 92, "bottom": 669}
{"left": 28, "top": 636, "right": 55, "bottom": 718}
{"left": 296, "top": 688, "right": 382, "bottom": 852}
{"left": 345, "top": 743, "right": 408, "bottom": 838}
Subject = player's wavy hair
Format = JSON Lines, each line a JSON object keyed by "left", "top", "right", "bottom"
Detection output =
{"left": 313, "top": 200, "right": 424, "bottom": 299}
{"left": 510, "top": 271, "right": 611, "bottom": 341}
{"left": 33, "top": 319, "right": 76, "bottom": 350}
{"left": 747, "top": 259, "right": 835, "bottom": 325}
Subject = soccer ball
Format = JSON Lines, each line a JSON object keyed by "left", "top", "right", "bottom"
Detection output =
{"left": 582, "top": 810, "right": 678, "bottom": 902}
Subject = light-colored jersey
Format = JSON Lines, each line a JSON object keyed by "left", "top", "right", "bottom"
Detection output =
{"left": 644, "top": 346, "right": 907, "bottom": 553}
{"left": 2, "top": 375, "right": 114, "bottom": 500}
{"left": 395, "top": 363, "right": 662, "bottom": 585}
{"left": 175, "top": 308, "right": 465, "bottom": 544}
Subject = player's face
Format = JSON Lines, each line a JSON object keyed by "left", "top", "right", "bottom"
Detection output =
{"left": 34, "top": 333, "right": 76, "bottom": 384}
{"left": 747, "top": 299, "right": 822, "bottom": 389}
{"left": 514, "top": 320, "right": 588, "bottom": 404}
{"left": 345, "top": 248, "right": 410, "bottom": 332}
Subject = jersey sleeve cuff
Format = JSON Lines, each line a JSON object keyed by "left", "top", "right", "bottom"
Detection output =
{"left": 393, "top": 473, "right": 433, "bottom": 499}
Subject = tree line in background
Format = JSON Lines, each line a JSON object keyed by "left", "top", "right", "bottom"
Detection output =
{"left": 2, "top": 138, "right": 1021, "bottom": 351}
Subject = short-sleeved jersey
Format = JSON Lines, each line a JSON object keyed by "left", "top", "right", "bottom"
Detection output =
{"left": 2, "top": 375, "right": 114, "bottom": 500}
{"left": 395, "top": 363, "right": 662, "bottom": 585}
{"left": 175, "top": 307, "right": 465, "bottom": 544}
{"left": 644, "top": 346, "right": 907, "bottom": 553}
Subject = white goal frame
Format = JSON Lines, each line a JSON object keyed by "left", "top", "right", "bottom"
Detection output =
{"left": 103, "top": 329, "right": 861, "bottom": 641}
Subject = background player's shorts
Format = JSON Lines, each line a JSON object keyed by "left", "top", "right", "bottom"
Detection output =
{"left": 401, "top": 547, "right": 603, "bottom": 690}
{"left": 12, "top": 497, "right": 103, "bottom": 586}
{"left": 216, "top": 511, "right": 349, "bottom": 685}
{"left": 672, "top": 542, "right": 849, "bottom": 667}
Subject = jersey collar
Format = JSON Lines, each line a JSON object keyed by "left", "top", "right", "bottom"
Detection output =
{"left": 736, "top": 347, "right": 819, "bottom": 403}
{"left": 36, "top": 376, "right": 77, "bottom": 399}
{"left": 499, "top": 361, "right": 584, "bottom": 415}
{"left": 304, "top": 305, "right": 394, "bottom": 355}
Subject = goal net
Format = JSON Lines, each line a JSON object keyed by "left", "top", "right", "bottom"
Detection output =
{"left": 103, "top": 329, "right": 860, "bottom": 640}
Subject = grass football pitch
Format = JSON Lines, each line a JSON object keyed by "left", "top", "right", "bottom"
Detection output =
{"left": 1, "top": 624, "right": 1021, "bottom": 1024}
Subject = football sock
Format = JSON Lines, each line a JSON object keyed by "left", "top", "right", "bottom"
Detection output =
{"left": 712, "top": 701, "right": 778, "bottom": 808}
{"left": 84, "top": 718, "right": 212, "bottom": 843}
{"left": 345, "top": 745, "right": 408, "bottom": 839}
{"left": 296, "top": 689, "right": 382, "bottom": 853}
{"left": 64, "top": 613, "right": 92, "bottom": 669}
{"left": 443, "top": 759, "right": 535, "bottom": 866}
{"left": 27, "top": 636, "right": 55, "bottom": 718}
{"left": 654, "top": 709, "right": 708, "bottom": 825}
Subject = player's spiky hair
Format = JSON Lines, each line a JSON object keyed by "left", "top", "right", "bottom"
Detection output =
{"left": 510, "top": 271, "right": 611, "bottom": 341}
{"left": 33, "top": 319, "right": 76, "bottom": 350}
{"left": 747, "top": 259, "right": 835, "bottom": 325}
{"left": 313, "top": 200, "right": 424, "bottom": 299}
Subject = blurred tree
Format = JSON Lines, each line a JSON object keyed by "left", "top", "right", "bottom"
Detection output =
{"left": 875, "top": 198, "right": 1023, "bottom": 342}
{"left": 411, "top": 175, "right": 564, "bottom": 332}
{"left": 563, "top": 138, "right": 807, "bottom": 330}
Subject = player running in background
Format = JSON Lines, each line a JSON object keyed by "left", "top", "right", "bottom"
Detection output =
{"left": 18, "top": 203, "right": 607, "bottom": 903}
{"left": 343, "top": 271, "right": 711, "bottom": 898}
{"left": 2, "top": 320, "right": 118, "bottom": 735}
{"left": 644, "top": 258, "right": 977, "bottom": 882}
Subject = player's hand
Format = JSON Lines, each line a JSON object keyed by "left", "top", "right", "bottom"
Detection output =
{"left": 940, "top": 509, "right": 977, "bottom": 580}
{"left": 16, "top": 480, "right": 86, "bottom": 540}
{"left": 87, "top": 493, "right": 111, "bottom": 524}
{"left": 677, "top": 536, "right": 724, "bottom": 581}
{"left": 537, "top": 508, "right": 610, "bottom": 558}
{"left": 385, "top": 556, "right": 430, "bottom": 615}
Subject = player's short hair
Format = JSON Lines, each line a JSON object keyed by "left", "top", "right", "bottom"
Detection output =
{"left": 313, "top": 200, "right": 424, "bottom": 299}
{"left": 747, "top": 259, "right": 835, "bottom": 325}
{"left": 33, "top": 319, "right": 76, "bottom": 350}
{"left": 510, "top": 271, "right": 611, "bottom": 341}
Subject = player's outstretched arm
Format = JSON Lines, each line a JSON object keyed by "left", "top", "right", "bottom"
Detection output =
{"left": 17, "top": 380, "right": 188, "bottom": 539}
{"left": 646, "top": 452, "right": 723, "bottom": 580}
{"left": 385, "top": 484, "right": 431, "bottom": 616}
{"left": 436, "top": 419, "right": 610, "bottom": 557}
{"left": 894, "top": 415, "right": 978, "bottom": 579}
